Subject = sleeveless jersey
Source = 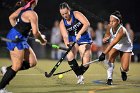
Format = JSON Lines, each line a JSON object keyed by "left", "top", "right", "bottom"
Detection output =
{"left": 6, "top": 8, "right": 32, "bottom": 50}
{"left": 14, "top": 8, "right": 32, "bottom": 37}
{"left": 110, "top": 24, "right": 133, "bottom": 52}
{"left": 63, "top": 11, "right": 88, "bottom": 36}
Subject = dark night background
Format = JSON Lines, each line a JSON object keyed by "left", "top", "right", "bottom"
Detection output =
{"left": 0, "top": 0, "right": 139, "bottom": 32}
{"left": 0, "top": 0, "right": 140, "bottom": 59}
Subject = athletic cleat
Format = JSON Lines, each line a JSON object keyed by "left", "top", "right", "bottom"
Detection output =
{"left": 106, "top": 79, "right": 112, "bottom": 85}
{"left": 121, "top": 72, "right": 127, "bottom": 81}
{"left": 77, "top": 75, "right": 84, "bottom": 84}
{"left": 1, "top": 66, "right": 7, "bottom": 76}
{"left": 120, "top": 67, "right": 127, "bottom": 81}
{"left": 0, "top": 88, "right": 12, "bottom": 93}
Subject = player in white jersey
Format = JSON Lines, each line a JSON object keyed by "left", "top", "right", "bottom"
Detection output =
{"left": 98, "top": 11, "right": 134, "bottom": 85}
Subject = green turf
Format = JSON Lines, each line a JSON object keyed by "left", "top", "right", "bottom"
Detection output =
{"left": 0, "top": 58, "right": 140, "bottom": 93}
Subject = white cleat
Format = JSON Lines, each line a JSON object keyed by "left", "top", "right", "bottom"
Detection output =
{"left": 0, "top": 88, "right": 12, "bottom": 93}
{"left": 1, "top": 66, "right": 7, "bottom": 76}
{"left": 77, "top": 75, "right": 84, "bottom": 84}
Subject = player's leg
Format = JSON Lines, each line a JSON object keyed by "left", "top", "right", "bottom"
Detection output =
{"left": 23, "top": 47, "right": 37, "bottom": 69}
{"left": 120, "top": 52, "right": 131, "bottom": 81}
{"left": 102, "top": 43, "right": 109, "bottom": 64}
{"left": 2, "top": 47, "right": 37, "bottom": 72}
{"left": 78, "top": 44, "right": 91, "bottom": 75}
{"left": 77, "top": 44, "right": 91, "bottom": 84}
{"left": 67, "top": 43, "right": 81, "bottom": 77}
{"left": 106, "top": 48, "right": 119, "bottom": 85}
{"left": 0, "top": 47, "right": 24, "bottom": 90}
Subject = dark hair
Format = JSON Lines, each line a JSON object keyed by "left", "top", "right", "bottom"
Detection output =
{"left": 59, "top": 2, "right": 71, "bottom": 10}
{"left": 111, "top": 11, "right": 122, "bottom": 23}
{"left": 14, "top": 0, "right": 35, "bottom": 9}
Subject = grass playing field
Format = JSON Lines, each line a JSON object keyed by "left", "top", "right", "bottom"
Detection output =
{"left": 0, "top": 58, "right": 140, "bottom": 93}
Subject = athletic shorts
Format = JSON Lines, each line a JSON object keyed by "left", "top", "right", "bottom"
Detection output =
{"left": 6, "top": 28, "right": 30, "bottom": 51}
{"left": 113, "top": 43, "right": 133, "bottom": 52}
{"left": 68, "top": 33, "right": 92, "bottom": 45}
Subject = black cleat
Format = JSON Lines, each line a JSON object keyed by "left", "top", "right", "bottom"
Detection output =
{"left": 121, "top": 72, "right": 127, "bottom": 81}
{"left": 106, "top": 79, "right": 112, "bottom": 85}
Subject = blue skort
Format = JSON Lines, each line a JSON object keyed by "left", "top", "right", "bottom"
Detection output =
{"left": 68, "top": 33, "right": 92, "bottom": 45}
{"left": 6, "top": 28, "right": 30, "bottom": 51}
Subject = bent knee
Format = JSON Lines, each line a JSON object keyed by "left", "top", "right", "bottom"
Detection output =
{"left": 67, "top": 56, "right": 75, "bottom": 61}
{"left": 12, "top": 64, "right": 22, "bottom": 71}
{"left": 30, "top": 60, "right": 37, "bottom": 67}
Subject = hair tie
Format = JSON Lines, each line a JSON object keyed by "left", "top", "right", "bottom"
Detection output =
{"left": 23, "top": 0, "right": 35, "bottom": 9}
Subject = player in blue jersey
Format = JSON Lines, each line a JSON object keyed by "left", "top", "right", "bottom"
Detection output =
{"left": 0, "top": 0, "right": 47, "bottom": 92}
{"left": 59, "top": 2, "right": 92, "bottom": 84}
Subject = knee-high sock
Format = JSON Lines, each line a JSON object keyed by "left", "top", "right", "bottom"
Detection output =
{"left": 68, "top": 59, "right": 81, "bottom": 76}
{"left": 79, "top": 65, "right": 89, "bottom": 75}
{"left": 0, "top": 67, "right": 16, "bottom": 89}
{"left": 107, "top": 62, "right": 114, "bottom": 79}
{"left": 7, "top": 61, "right": 30, "bottom": 71}
{"left": 20, "top": 61, "right": 30, "bottom": 70}
{"left": 120, "top": 67, "right": 128, "bottom": 72}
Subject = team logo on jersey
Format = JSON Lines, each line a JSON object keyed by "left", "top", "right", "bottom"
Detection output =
{"left": 67, "top": 22, "right": 82, "bottom": 32}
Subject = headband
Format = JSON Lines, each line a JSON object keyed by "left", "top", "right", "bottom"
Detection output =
{"left": 110, "top": 15, "right": 120, "bottom": 21}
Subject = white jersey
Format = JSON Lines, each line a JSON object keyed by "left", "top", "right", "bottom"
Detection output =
{"left": 110, "top": 25, "right": 133, "bottom": 52}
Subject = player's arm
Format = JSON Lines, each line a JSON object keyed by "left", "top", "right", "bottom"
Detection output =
{"left": 103, "top": 28, "right": 124, "bottom": 54}
{"left": 28, "top": 11, "right": 46, "bottom": 45}
{"left": 9, "top": 7, "right": 23, "bottom": 27}
{"left": 74, "top": 11, "right": 90, "bottom": 35}
{"left": 102, "top": 24, "right": 111, "bottom": 43}
{"left": 59, "top": 20, "right": 69, "bottom": 47}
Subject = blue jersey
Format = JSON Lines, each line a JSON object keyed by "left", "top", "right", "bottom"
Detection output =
{"left": 6, "top": 8, "right": 32, "bottom": 51}
{"left": 63, "top": 11, "right": 92, "bottom": 45}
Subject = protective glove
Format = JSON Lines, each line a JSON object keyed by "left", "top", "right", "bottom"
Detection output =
{"left": 98, "top": 53, "right": 105, "bottom": 61}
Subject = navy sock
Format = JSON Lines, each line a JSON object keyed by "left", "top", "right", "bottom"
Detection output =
{"left": 20, "top": 61, "right": 30, "bottom": 70}
{"left": 0, "top": 67, "right": 16, "bottom": 89}
{"left": 7, "top": 61, "right": 30, "bottom": 71}
{"left": 68, "top": 59, "right": 81, "bottom": 76}
{"left": 79, "top": 65, "right": 89, "bottom": 75}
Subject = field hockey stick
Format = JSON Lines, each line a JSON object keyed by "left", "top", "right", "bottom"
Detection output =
{"left": 0, "top": 36, "right": 68, "bottom": 51}
{"left": 28, "top": 36, "right": 68, "bottom": 51}
{"left": 53, "top": 59, "right": 99, "bottom": 76}
{"left": 0, "top": 36, "right": 20, "bottom": 43}
{"left": 52, "top": 50, "right": 85, "bottom": 76}
{"left": 83, "top": 59, "right": 99, "bottom": 66}
{"left": 83, "top": 59, "right": 108, "bottom": 71}
{"left": 45, "top": 42, "right": 76, "bottom": 78}
{"left": 47, "top": 43, "right": 68, "bottom": 51}
{"left": 53, "top": 69, "right": 72, "bottom": 76}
